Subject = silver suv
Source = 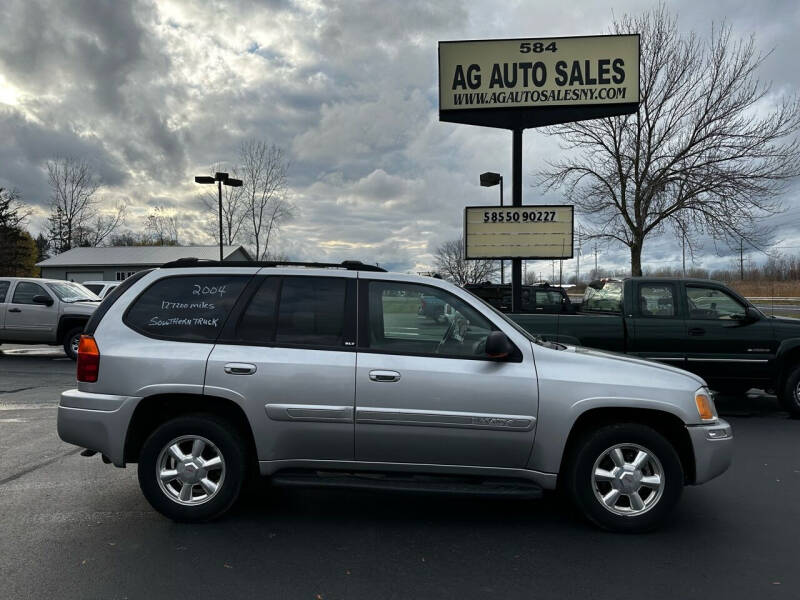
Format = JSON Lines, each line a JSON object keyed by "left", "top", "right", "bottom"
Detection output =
{"left": 0, "top": 277, "right": 99, "bottom": 359}
{"left": 57, "top": 260, "right": 733, "bottom": 532}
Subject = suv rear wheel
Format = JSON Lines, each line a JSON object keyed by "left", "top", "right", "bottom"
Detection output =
{"left": 137, "top": 415, "right": 247, "bottom": 522}
{"left": 564, "top": 423, "right": 683, "bottom": 533}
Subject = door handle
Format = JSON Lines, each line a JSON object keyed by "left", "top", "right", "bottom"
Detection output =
{"left": 8, "top": 308, "right": 21, "bottom": 313}
{"left": 369, "top": 370, "right": 401, "bottom": 383}
{"left": 224, "top": 363, "right": 257, "bottom": 375}
{"left": 688, "top": 327, "right": 705, "bottom": 336}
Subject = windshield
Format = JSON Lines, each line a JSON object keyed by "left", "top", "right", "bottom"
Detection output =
{"left": 46, "top": 281, "right": 101, "bottom": 303}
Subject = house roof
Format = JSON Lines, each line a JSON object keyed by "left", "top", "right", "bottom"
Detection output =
{"left": 36, "top": 245, "right": 251, "bottom": 267}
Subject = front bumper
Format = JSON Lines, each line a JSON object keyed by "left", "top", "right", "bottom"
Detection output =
{"left": 57, "top": 389, "right": 141, "bottom": 467}
{"left": 686, "top": 418, "right": 733, "bottom": 484}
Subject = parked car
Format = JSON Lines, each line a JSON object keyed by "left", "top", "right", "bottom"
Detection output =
{"left": 508, "top": 277, "right": 800, "bottom": 416}
{"left": 0, "top": 277, "right": 100, "bottom": 359}
{"left": 81, "top": 280, "right": 120, "bottom": 299}
{"left": 465, "top": 281, "right": 573, "bottom": 314}
{"left": 57, "top": 259, "right": 731, "bottom": 532}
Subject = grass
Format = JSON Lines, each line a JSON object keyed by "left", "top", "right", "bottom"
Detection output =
{"left": 727, "top": 280, "right": 800, "bottom": 298}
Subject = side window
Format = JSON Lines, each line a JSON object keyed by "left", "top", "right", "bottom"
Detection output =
{"left": 275, "top": 277, "right": 346, "bottom": 347}
{"left": 236, "top": 277, "right": 280, "bottom": 343}
{"left": 637, "top": 284, "right": 676, "bottom": 318}
{"left": 12, "top": 282, "right": 47, "bottom": 305}
{"left": 535, "top": 290, "right": 563, "bottom": 307}
{"left": 124, "top": 275, "right": 249, "bottom": 341}
{"left": 0, "top": 281, "right": 9, "bottom": 302}
{"left": 84, "top": 284, "right": 103, "bottom": 295}
{"left": 686, "top": 286, "right": 745, "bottom": 320}
{"left": 367, "top": 281, "right": 494, "bottom": 358}
{"left": 582, "top": 282, "right": 623, "bottom": 313}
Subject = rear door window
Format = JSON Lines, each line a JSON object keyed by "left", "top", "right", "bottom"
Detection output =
{"left": 276, "top": 277, "right": 346, "bottom": 346}
{"left": 233, "top": 276, "right": 349, "bottom": 348}
{"left": 0, "top": 281, "right": 9, "bottom": 302}
{"left": 637, "top": 284, "right": 677, "bottom": 317}
{"left": 124, "top": 275, "right": 249, "bottom": 341}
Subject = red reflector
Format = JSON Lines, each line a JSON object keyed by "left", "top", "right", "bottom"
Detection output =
{"left": 77, "top": 335, "right": 100, "bottom": 383}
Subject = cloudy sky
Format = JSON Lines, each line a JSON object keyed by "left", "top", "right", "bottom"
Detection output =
{"left": 1, "top": 0, "right": 799, "bottom": 277}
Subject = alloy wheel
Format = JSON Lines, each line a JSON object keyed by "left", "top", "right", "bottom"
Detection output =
{"left": 156, "top": 435, "right": 226, "bottom": 506}
{"left": 591, "top": 443, "right": 664, "bottom": 516}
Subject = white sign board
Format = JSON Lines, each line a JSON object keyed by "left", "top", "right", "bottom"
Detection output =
{"left": 439, "top": 35, "right": 639, "bottom": 124}
{"left": 464, "top": 205, "right": 574, "bottom": 260}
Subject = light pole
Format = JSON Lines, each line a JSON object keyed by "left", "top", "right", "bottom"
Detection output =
{"left": 195, "top": 171, "right": 243, "bottom": 261}
{"left": 480, "top": 171, "right": 504, "bottom": 284}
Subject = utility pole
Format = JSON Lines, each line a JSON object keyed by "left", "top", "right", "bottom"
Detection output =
{"left": 682, "top": 231, "right": 686, "bottom": 278}
{"left": 740, "top": 237, "right": 744, "bottom": 280}
{"left": 575, "top": 229, "right": 581, "bottom": 285}
{"left": 594, "top": 244, "right": 598, "bottom": 279}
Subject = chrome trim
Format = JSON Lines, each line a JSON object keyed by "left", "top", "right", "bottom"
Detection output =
{"left": 686, "top": 358, "right": 769, "bottom": 363}
{"left": 265, "top": 404, "right": 354, "bottom": 423}
{"left": 355, "top": 406, "right": 536, "bottom": 431}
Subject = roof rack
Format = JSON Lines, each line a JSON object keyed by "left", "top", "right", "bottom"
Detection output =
{"left": 161, "top": 257, "right": 387, "bottom": 272}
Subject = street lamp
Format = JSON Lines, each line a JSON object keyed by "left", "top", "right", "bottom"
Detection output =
{"left": 195, "top": 171, "right": 243, "bottom": 261}
{"left": 480, "top": 171, "right": 504, "bottom": 284}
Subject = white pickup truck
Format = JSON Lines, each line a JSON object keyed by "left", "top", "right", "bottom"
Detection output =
{"left": 0, "top": 277, "right": 99, "bottom": 359}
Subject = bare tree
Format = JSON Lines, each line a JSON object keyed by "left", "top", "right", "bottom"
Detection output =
{"left": 145, "top": 205, "right": 179, "bottom": 246}
{"left": 239, "top": 140, "right": 292, "bottom": 260}
{"left": 46, "top": 157, "right": 125, "bottom": 251}
{"left": 540, "top": 6, "right": 800, "bottom": 275}
{"left": 201, "top": 164, "right": 248, "bottom": 246}
{"left": 434, "top": 237, "right": 498, "bottom": 285}
{"left": 0, "top": 187, "right": 31, "bottom": 231}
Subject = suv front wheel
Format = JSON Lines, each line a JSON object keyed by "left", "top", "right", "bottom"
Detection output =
{"left": 138, "top": 415, "right": 247, "bottom": 522}
{"left": 564, "top": 423, "right": 684, "bottom": 533}
{"left": 63, "top": 327, "right": 84, "bottom": 360}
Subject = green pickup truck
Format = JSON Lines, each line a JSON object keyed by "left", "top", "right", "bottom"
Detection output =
{"left": 503, "top": 278, "right": 800, "bottom": 416}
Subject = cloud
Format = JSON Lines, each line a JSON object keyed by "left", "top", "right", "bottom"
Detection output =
{"left": 0, "top": 0, "right": 798, "bottom": 275}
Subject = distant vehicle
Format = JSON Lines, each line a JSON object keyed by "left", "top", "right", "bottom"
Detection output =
{"left": 0, "top": 277, "right": 100, "bottom": 359}
{"left": 82, "top": 281, "right": 121, "bottom": 299}
{"left": 418, "top": 294, "right": 448, "bottom": 322}
{"left": 464, "top": 282, "right": 573, "bottom": 314}
{"left": 57, "top": 259, "right": 731, "bottom": 531}
{"left": 508, "top": 277, "right": 800, "bottom": 416}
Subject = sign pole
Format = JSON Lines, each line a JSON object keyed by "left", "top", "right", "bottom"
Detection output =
{"left": 511, "top": 128, "right": 523, "bottom": 313}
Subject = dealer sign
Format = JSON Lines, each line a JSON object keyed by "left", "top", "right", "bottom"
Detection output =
{"left": 464, "top": 205, "right": 574, "bottom": 260}
{"left": 439, "top": 35, "right": 639, "bottom": 129}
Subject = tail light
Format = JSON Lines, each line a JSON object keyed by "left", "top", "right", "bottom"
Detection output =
{"left": 77, "top": 335, "right": 100, "bottom": 382}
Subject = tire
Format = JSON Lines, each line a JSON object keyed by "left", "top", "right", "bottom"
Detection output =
{"left": 62, "top": 327, "right": 84, "bottom": 360}
{"left": 137, "top": 414, "right": 247, "bottom": 522}
{"left": 563, "top": 423, "right": 684, "bottom": 533}
{"left": 778, "top": 366, "right": 800, "bottom": 417}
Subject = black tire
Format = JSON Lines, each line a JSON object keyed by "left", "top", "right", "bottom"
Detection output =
{"left": 62, "top": 327, "right": 84, "bottom": 360}
{"left": 778, "top": 366, "right": 800, "bottom": 417}
{"left": 137, "top": 414, "right": 247, "bottom": 522}
{"left": 564, "top": 423, "right": 684, "bottom": 533}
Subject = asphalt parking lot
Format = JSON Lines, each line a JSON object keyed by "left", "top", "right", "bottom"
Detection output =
{"left": 1, "top": 347, "right": 799, "bottom": 599}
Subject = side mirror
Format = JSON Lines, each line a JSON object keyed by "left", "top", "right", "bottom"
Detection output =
{"left": 485, "top": 331, "right": 514, "bottom": 359}
{"left": 32, "top": 295, "right": 54, "bottom": 306}
{"left": 745, "top": 306, "right": 760, "bottom": 322}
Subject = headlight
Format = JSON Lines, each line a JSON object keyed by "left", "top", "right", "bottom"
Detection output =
{"left": 694, "top": 387, "right": 718, "bottom": 422}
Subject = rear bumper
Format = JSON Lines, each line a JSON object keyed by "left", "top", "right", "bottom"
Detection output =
{"left": 57, "top": 389, "right": 141, "bottom": 466}
{"left": 687, "top": 419, "right": 733, "bottom": 484}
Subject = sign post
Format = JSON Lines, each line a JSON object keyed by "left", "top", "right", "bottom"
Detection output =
{"left": 439, "top": 34, "right": 640, "bottom": 311}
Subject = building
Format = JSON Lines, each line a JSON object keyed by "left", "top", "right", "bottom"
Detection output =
{"left": 36, "top": 245, "right": 251, "bottom": 282}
